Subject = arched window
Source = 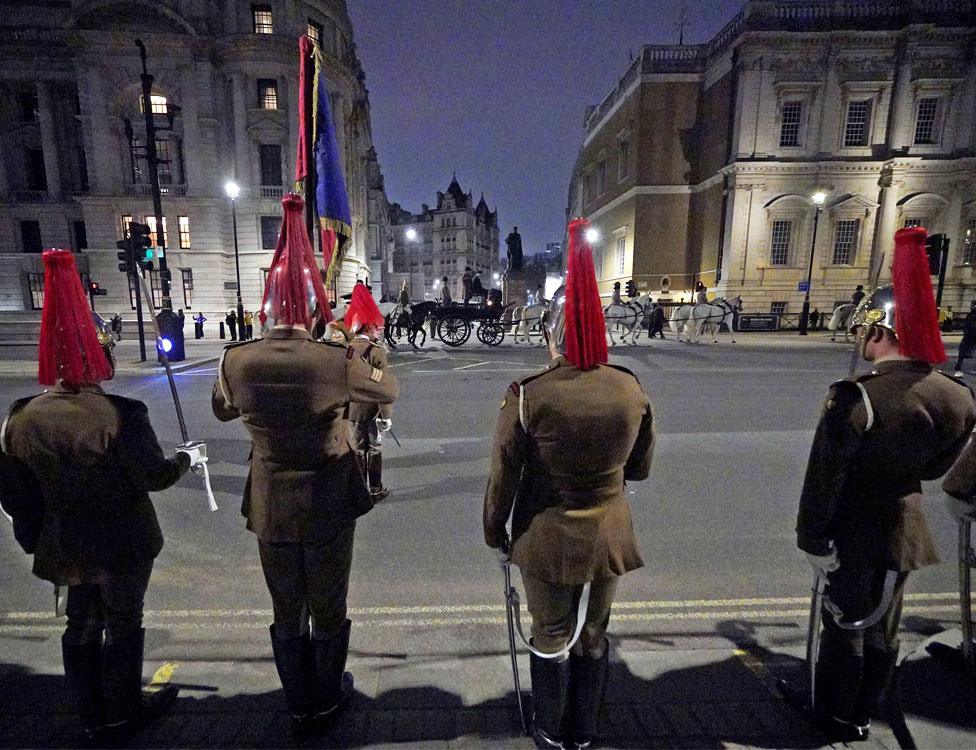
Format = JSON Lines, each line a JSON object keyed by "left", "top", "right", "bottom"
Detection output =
{"left": 139, "top": 94, "right": 169, "bottom": 115}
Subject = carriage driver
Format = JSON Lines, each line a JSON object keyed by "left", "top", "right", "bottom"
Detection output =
{"left": 483, "top": 217, "right": 655, "bottom": 750}
{"left": 789, "top": 227, "right": 975, "bottom": 742}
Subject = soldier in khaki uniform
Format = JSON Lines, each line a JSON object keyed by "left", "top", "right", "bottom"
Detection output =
{"left": 792, "top": 227, "right": 975, "bottom": 742}
{"left": 344, "top": 284, "right": 393, "bottom": 501}
{"left": 211, "top": 194, "right": 399, "bottom": 735}
{"left": 1, "top": 249, "right": 205, "bottom": 744}
{"left": 484, "top": 218, "right": 654, "bottom": 750}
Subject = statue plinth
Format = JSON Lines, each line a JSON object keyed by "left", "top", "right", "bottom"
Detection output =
{"left": 503, "top": 270, "right": 528, "bottom": 306}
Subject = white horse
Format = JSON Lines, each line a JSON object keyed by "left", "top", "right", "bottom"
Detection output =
{"left": 604, "top": 294, "right": 652, "bottom": 345}
{"left": 511, "top": 302, "right": 549, "bottom": 345}
{"left": 828, "top": 303, "right": 856, "bottom": 342}
{"left": 669, "top": 303, "right": 697, "bottom": 342}
{"left": 691, "top": 296, "right": 740, "bottom": 343}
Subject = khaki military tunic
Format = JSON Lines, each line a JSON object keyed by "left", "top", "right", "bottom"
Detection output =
{"left": 797, "top": 359, "right": 975, "bottom": 571}
{"left": 942, "top": 430, "right": 976, "bottom": 502}
{"left": 211, "top": 326, "right": 399, "bottom": 542}
{"left": 483, "top": 356, "right": 655, "bottom": 585}
{"left": 347, "top": 336, "right": 392, "bottom": 423}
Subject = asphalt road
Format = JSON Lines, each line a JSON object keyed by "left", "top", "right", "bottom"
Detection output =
{"left": 0, "top": 335, "right": 966, "bottom": 662}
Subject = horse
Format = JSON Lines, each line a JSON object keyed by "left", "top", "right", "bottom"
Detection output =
{"left": 690, "top": 296, "right": 741, "bottom": 343}
{"left": 604, "top": 294, "right": 652, "bottom": 345}
{"left": 385, "top": 300, "right": 438, "bottom": 349}
{"left": 828, "top": 303, "right": 857, "bottom": 342}
{"left": 511, "top": 302, "right": 549, "bottom": 345}
{"left": 669, "top": 303, "right": 696, "bottom": 342}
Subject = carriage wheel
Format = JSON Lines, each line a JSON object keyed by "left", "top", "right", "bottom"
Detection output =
{"left": 438, "top": 315, "right": 471, "bottom": 347}
{"left": 477, "top": 322, "right": 505, "bottom": 347}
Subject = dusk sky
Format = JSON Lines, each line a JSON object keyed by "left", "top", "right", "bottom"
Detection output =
{"left": 348, "top": 0, "right": 744, "bottom": 259}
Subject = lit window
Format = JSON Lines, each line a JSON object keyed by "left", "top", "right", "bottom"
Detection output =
{"left": 780, "top": 101, "right": 802, "bottom": 147}
{"left": 252, "top": 5, "right": 273, "bottom": 34}
{"left": 903, "top": 217, "right": 928, "bottom": 229}
{"left": 616, "top": 236, "right": 626, "bottom": 275}
{"left": 832, "top": 219, "right": 859, "bottom": 265}
{"left": 769, "top": 220, "right": 792, "bottom": 265}
{"left": 178, "top": 216, "right": 191, "bottom": 249}
{"left": 770, "top": 301, "right": 788, "bottom": 314}
{"left": 913, "top": 98, "right": 940, "bottom": 144}
{"left": 257, "top": 79, "right": 278, "bottom": 110}
{"left": 308, "top": 20, "right": 322, "bottom": 47}
{"left": 121, "top": 214, "right": 133, "bottom": 238}
{"left": 843, "top": 100, "right": 872, "bottom": 147}
{"left": 140, "top": 94, "right": 169, "bottom": 115}
{"left": 145, "top": 216, "right": 168, "bottom": 247}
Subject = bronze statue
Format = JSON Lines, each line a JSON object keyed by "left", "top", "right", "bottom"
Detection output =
{"left": 505, "top": 226, "right": 524, "bottom": 272}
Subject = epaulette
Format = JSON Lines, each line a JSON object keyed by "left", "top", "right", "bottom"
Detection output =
{"left": 826, "top": 379, "right": 875, "bottom": 431}
{"left": 519, "top": 368, "right": 554, "bottom": 388}
{"left": 508, "top": 381, "right": 520, "bottom": 396}
{"left": 937, "top": 370, "right": 976, "bottom": 396}
{"left": 316, "top": 339, "right": 348, "bottom": 350}
{"left": 604, "top": 362, "right": 641, "bottom": 382}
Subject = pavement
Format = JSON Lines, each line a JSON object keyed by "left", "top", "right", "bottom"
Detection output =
{"left": 1, "top": 333, "right": 975, "bottom": 749}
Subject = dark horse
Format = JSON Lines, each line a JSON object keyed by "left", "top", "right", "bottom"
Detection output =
{"left": 386, "top": 301, "right": 439, "bottom": 349}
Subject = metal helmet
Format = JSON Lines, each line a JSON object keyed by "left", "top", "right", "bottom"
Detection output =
{"left": 849, "top": 284, "right": 896, "bottom": 335}
{"left": 544, "top": 284, "right": 567, "bottom": 352}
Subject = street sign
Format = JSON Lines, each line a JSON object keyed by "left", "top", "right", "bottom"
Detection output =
{"left": 797, "top": 281, "right": 809, "bottom": 292}
{"left": 739, "top": 314, "right": 781, "bottom": 331}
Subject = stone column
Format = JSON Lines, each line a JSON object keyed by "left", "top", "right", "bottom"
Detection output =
{"left": 872, "top": 174, "right": 900, "bottom": 283}
{"left": 733, "top": 58, "right": 762, "bottom": 158}
{"left": 83, "top": 67, "right": 118, "bottom": 195}
{"left": 230, "top": 72, "right": 250, "bottom": 187}
{"left": 888, "top": 44, "right": 914, "bottom": 151}
{"left": 36, "top": 81, "right": 62, "bottom": 198}
{"left": 816, "top": 50, "right": 841, "bottom": 155}
{"left": 0, "top": 130, "right": 10, "bottom": 198}
{"left": 953, "top": 60, "right": 976, "bottom": 153}
{"left": 180, "top": 66, "right": 205, "bottom": 195}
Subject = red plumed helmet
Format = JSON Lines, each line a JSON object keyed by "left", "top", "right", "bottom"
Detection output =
{"left": 37, "top": 249, "right": 114, "bottom": 387}
{"left": 259, "top": 193, "right": 332, "bottom": 328}
{"left": 563, "top": 217, "right": 608, "bottom": 370}
{"left": 346, "top": 284, "right": 384, "bottom": 332}
{"left": 891, "top": 226, "right": 945, "bottom": 364}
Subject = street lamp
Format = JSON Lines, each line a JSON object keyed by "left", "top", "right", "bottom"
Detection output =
{"left": 585, "top": 227, "right": 600, "bottom": 244}
{"left": 405, "top": 228, "right": 418, "bottom": 241}
{"left": 225, "top": 180, "right": 245, "bottom": 339}
{"left": 493, "top": 271, "right": 499, "bottom": 288}
{"left": 799, "top": 191, "right": 827, "bottom": 336}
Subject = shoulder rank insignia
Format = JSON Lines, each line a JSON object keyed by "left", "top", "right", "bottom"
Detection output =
{"left": 369, "top": 366, "right": 383, "bottom": 383}
{"left": 508, "top": 382, "right": 520, "bottom": 396}
{"left": 345, "top": 346, "right": 355, "bottom": 360}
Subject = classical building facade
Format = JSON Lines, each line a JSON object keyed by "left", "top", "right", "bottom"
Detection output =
{"left": 0, "top": 0, "right": 390, "bottom": 316}
{"left": 387, "top": 176, "right": 500, "bottom": 301}
{"left": 569, "top": 0, "right": 976, "bottom": 316}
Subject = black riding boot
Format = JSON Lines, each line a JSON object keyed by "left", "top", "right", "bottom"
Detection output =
{"left": 855, "top": 646, "right": 899, "bottom": 721}
{"left": 367, "top": 453, "right": 388, "bottom": 502}
{"left": 564, "top": 643, "right": 609, "bottom": 749}
{"left": 62, "top": 635, "right": 106, "bottom": 745}
{"left": 269, "top": 625, "right": 315, "bottom": 733}
{"left": 530, "top": 652, "right": 570, "bottom": 749}
{"left": 311, "top": 619, "right": 354, "bottom": 731}
{"left": 102, "top": 629, "right": 179, "bottom": 739}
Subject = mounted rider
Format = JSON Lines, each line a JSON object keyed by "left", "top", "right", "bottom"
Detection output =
{"left": 788, "top": 227, "right": 975, "bottom": 742}
{"left": 610, "top": 280, "right": 622, "bottom": 306}
{"left": 484, "top": 217, "right": 655, "bottom": 750}
{"left": 695, "top": 281, "right": 708, "bottom": 305}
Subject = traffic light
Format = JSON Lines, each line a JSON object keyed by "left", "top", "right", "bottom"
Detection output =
{"left": 925, "top": 233, "right": 948, "bottom": 276}
{"left": 117, "top": 238, "right": 134, "bottom": 273}
{"left": 625, "top": 279, "right": 637, "bottom": 297}
{"left": 128, "top": 222, "right": 154, "bottom": 270}
{"left": 88, "top": 281, "right": 107, "bottom": 297}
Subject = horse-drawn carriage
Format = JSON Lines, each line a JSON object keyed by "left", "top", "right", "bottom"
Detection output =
{"left": 386, "top": 289, "right": 511, "bottom": 348}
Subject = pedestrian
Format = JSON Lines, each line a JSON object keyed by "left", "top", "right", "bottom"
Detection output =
{"left": 649, "top": 302, "right": 666, "bottom": 339}
{"left": 439, "top": 275, "right": 452, "bottom": 306}
{"left": 483, "top": 218, "right": 655, "bottom": 750}
{"left": 225, "top": 309, "right": 237, "bottom": 341}
{"left": 810, "top": 308, "right": 820, "bottom": 330}
{"left": 939, "top": 304, "right": 954, "bottom": 333}
{"left": 0, "top": 249, "right": 205, "bottom": 745}
{"left": 851, "top": 284, "right": 865, "bottom": 306}
{"left": 535, "top": 284, "right": 548, "bottom": 307}
{"left": 211, "top": 194, "right": 398, "bottom": 737}
{"left": 193, "top": 312, "right": 206, "bottom": 339}
{"left": 695, "top": 281, "right": 708, "bottom": 305}
{"left": 952, "top": 301, "right": 976, "bottom": 376}
{"left": 244, "top": 310, "right": 254, "bottom": 340}
{"left": 345, "top": 285, "right": 393, "bottom": 502}
{"left": 177, "top": 309, "right": 185, "bottom": 332}
{"left": 462, "top": 267, "right": 473, "bottom": 304}
{"left": 786, "top": 227, "right": 976, "bottom": 742}
{"left": 110, "top": 313, "right": 123, "bottom": 341}
{"left": 471, "top": 272, "right": 485, "bottom": 303}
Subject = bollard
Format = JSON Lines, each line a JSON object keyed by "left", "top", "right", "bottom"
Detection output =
{"left": 219, "top": 321, "right": 225, "bottom": 339}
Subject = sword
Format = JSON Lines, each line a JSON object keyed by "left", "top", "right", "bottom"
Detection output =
{"left": 135, "top": 271, "right": 218, "bottom": 512}
{"left": 388, "top": 427, "right": 401, "bottom": 448}
{"left": 806, "top": 571, "right": 826, "bottom": 711}
{"left": 847, "top": 251, "right": 886, "bottom": 378}
{"left": 501, "top": 558, "right": 529, "bottom": 735}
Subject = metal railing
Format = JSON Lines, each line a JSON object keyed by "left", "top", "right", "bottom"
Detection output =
{"left": 127, "top": 183, "right": 186, "bottom": 197}
{"left": 260, "top": 185, "right": 284, "bottom": 199}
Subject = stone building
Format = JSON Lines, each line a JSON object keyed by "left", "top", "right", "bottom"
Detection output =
{"left": 387, "top": 175, "right": 501, "bottom": 301}
{"left": 568, "top": 0, "right": 976, "bottom": 317}
{"left": 0, "top": 0, "right": 389, "bottom": 319}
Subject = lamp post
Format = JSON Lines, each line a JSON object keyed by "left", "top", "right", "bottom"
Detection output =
{"left": 225, "top": 181, "right": 245, "bottom": 338}
{"left": 799, "top": 191, "right": 827, "bottom": 336}
{"left": 405, "top": 228, "right": 419, "bottom": 298}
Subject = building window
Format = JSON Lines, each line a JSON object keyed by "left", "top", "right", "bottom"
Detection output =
{"left": 74, "top": 221, "right": 87, "bottom": 250}
{"left": 770, "top": 301, "right": 788, "bottom": 315}
{"left": 121, "top": 214, "right": 133, "bottom": 238}
{"left": 257, "top": 79, "right": 278, "bottom": 110}
{"left": 19, "top": 92, "right": 37, "bottom": 122}
{"left": 259, "top": 144, "right": 282, "bottom": 186}
{"left": 843, "top": 100, "right": 872, "bottom": 147}
{"left": 617, "top": 141, "right": 629, "bottom": 180}
{"left": 145, "top": 216, "right": 168, "bottom": 247}
{"left": 155, "top": 138, "right": 174, "bottom": 184}
{"left": 769, "top": 219, "right": 792, "bottom": 265}
{"left": 252, "top": 4, "right": 273, "bottom": 34}
{"left": 178, "top": 216, "right": 191, "bottom": 249}
{"left": 139, "top": 94, "right": 169, "bottom": 115}
{"left": 27, "top": 272, "right": 44, "bottom": 309}
{"left": 20, "top": 220, "right": 41, "bottom": 253}
{"left": 127, "top": 273, "right": 160, "bottom": 309}
{"left": 597, "top": 160, "right": 607, "bottom": 195}
{"left": 913, "top": 98, "right": 941, "bottom": 145}
{"left": 260, "top": 216, "right": 282, "bottom": 249}
{"left": 831, "top": 219, "right": 859, "bottom": 265}
{"left": 903, "top": 217, "right": 928, "bottom": 229}
{"left": 308, "top": 19, "right": 323, "bottom": 47}
{"left": 583, "top": 173, "right": 594, "bottom": 205}
{"left": 181, "top": 268, "right": 193, "bottom": 308}
{"left": 779, "top": 101, "right": 803, "bottom": 147}
{"left": 963, "top": 218, "right": 976, "bottom": 265}
{"left": 26, "top": 148, "right": 47, "bottom": 191}
{"left": 616, "top": 236, "right": 626, "bottom": 276}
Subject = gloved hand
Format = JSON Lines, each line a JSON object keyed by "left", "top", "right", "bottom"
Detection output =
{"left": 946, "top": 495, "right": 976, "bottom": 522}
{"left": 177, "top": 441, "right": 208, "bottom": 474}
{"left": 493, "top": 536, "right": 512, "bottom": 563}
{"left": 376, "top": 418, "right": 392, "bottom": 432}
{"left": 805, "top": 547, "right": 839, "bottom": 574}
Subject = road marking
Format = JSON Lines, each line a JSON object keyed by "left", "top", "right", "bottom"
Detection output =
{"left": 453, "top": 361, "right": 490, "bottom": 370}
{"left": 387, "top": 355, "right": 450, "bottom": 368}
{"left": 733, "top": 648, "right": 782, "bottom": 698}
{"left": 407, "top": 368, "right": 540, "bottom": 374}
{"left": 147, "top": 661, "right": 177, "bottom": 692}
